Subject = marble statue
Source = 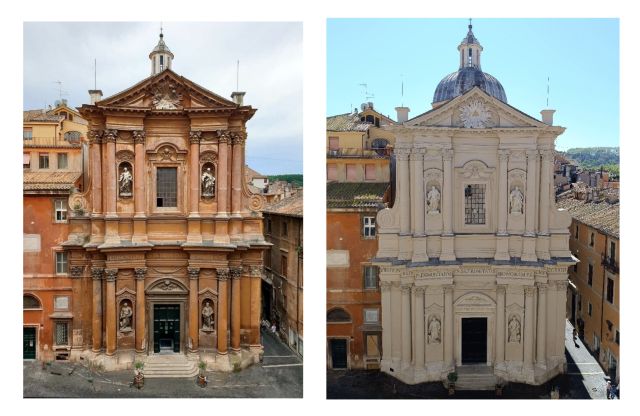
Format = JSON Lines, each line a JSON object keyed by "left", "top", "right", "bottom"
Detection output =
{"left": 510, "top": 186, "right": 524, "bottom": 215}
{"left": 202, "top": 301, "right": 214, "bottom": 331}
{"left": 428, "top": 316, "right": 441, "bottom": 344}
{"left": 119, "top": 302, "right": 133, "bottom": 331}
{"left": 118, "top": 167, "right": 133, "bottom": 197}
{"left": 427, "top": 185, "right": 441, "bottom": 214}
{"left": 508, "top": 316, "right": 521, "bottom": 343}
{"left": 201, "top": 167, "right": 215, "bottom": 197}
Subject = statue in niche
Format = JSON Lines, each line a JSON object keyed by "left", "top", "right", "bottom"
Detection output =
{"left": 509, "top": 186, "right": 524, "bottom": 215}
{"left": 508, "top": 316, "right": 521, "bottom": 343}
{"left": 201, "top": 167, "right": 216, "bottom": 197}
{"left": 118, "top": 166, "right": 133, "bottom": 197}
{"left": 427, "top": 316, "right": 441, "bottom": 344}
{"left": 201, "top": 301, "right": 214, "bottom": 331}
{"left": 119, "top": 301, "right": 133, "bottom": 331}
{"left": 427, "top": 185, "right": 441, "bottom": 214}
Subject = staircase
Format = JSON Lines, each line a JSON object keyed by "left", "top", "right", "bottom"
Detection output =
{"left": 455, "top": 365, "right": 497, "bottom": 390}
{"left": 143, "top": 354, "right": 198, "bottom": 378}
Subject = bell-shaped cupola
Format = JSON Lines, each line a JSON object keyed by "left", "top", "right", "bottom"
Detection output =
{"left": 149, "top": 29, "right": 174, "bottom": 75}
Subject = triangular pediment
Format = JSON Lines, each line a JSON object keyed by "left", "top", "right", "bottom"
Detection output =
{"left": 406, "top": 87, "right": 546, "bottom": 129}
{"left": 96, "top": 69, "right": 237, "bottom": 110}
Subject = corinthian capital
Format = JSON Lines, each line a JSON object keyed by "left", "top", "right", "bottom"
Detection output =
{"left": 103, "top": 129, "right": 118, "bottom": 143}
{"left": 91, "top": 267, "right": 104, "bottom": 280}
{"left": 104, "top": 268, "right": 118, "bottom": 282}
{"left": 70, "top": 266, "right": 84, "bottom": 279}
{"left": 230, "top": 132, "right": 246, "bottom": 146}
{"left": 88, "top": 129, "right": 103, "bottom": 144}
{"left": 540, "top": 149, "right": 554, "bottom": 162}
{"left": 442, "top": 148, "right": 454, "bottom": 162}
{"left": 189, "top": 130, "right": 202, "bottom": 144}
{"left": 215, "top": 129, "right": 230, "bottom": 144}
{"left": 134, "top": 267, "right": 147, "bottom": 280}
{"left": 216, "top": 268, "right": 230, "bottom": 281}
{"left": 230, "top": 267, "right": 242, "bottom": 280}
{"left": 132, "top": 130, "right": 146, "bottom": 144}
{"left": 498, "top": 149, "right": 510, "bottom": 162}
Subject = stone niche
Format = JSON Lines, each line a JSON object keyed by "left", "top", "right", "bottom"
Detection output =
{"left": 198, "top": 289, "right": 218, "bottom": 351}
{"left": 116, "top": 288, "right": 136, "bottom": 350}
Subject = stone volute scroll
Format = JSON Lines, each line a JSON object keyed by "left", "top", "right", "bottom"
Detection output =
{"left": 132, "top": 130, "right": 146, "bottom": 144}
{"left": 189, "top": 130, "right": 202, "bottom": 144}
{"left": 509, "top": 185, "right": 524, "bottom": 215}
{"left": 508, "top": 315, "right": 521, "bottom": 343}
{"left": 119, "top": 301, "right": 133, "bottom": 332}
{"left": 427, "top": 315, "right": 442, "bottom": 344}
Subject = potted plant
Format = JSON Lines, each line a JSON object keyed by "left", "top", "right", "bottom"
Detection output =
{"left": 447, "top": 371, "right": 458, "bottom": 395}
{"left": 496, "top": 383, "right": 504, "bottom": 396}
{"left": 197, "top": 361, "right": 207, "bottom": 387}
{"left": 133, "top": 361, "right": 144, "bottom": 389}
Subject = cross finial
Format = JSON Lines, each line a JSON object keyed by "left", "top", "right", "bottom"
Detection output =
{"left": 160, "top": 22, "right": 163, "bottom": 38}
{"left": 469, "top": 18, "right": 472, "bottom": 30}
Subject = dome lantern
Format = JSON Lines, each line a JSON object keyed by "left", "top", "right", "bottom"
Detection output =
{"left": 149, "top": 26, "right": 174, "bottom": 76}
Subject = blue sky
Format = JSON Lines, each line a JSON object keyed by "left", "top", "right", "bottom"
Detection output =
{"left": 327, "top": 18, "right": 619, "bottom": 150}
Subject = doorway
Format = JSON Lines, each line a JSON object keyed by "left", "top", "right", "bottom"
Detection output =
{"left": 153, "top": 304, "right": 180, "bottom": 353}
{"left": 461, "top": 317, "right": 487, "bottom": 364}
{"left": 329, "top": 338, "right": 348, "bottom": 369}
{"left": 23, "top": 327, "right": 36, "bottom": 359}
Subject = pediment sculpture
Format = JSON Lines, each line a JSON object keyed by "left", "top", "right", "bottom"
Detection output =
{"left": 151, "top": 80, "right": 183, "bottom": 110}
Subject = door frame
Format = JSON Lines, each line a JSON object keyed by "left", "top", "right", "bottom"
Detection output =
{"left": 454, "top": 292, "right": 496, "bottom": 367}
{"left": 23, "top": 325, "right": 39, "bottom": 360}
{"left": 147, "top": 298, "right": 187, "bottom": 355}
{"left": 460, "top": 317, "right": 489, "bottom": 364}
{"left": 327, "top": 336, "right": 350, "bottom": 369}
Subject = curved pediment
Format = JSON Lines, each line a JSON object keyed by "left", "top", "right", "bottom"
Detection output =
{"left": 454, "top": 292, "right": 496, "bottom": 308}
{"left": 146, "top": 278, "right": 189, "bottom": 295}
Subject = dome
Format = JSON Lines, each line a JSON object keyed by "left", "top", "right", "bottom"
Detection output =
{"left": 432, "top": 66, "right": 507, "bottom": 104}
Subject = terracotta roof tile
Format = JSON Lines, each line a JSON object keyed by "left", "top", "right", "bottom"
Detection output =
{"left": 326, "top": 182, "right": 388, "bottom": 209}
{"left": 326, "top": 113, "right": 371, "bottom": 132}
{"left": 23, "top": 171, "right": 82, "bottom": 191}
{"left": 263, "top": 192, "right": 303, "bottom": 217}
{"left": 23, "top": 109, "right": 64, "bottom": 123}
{"left": 556, "top": 194, "right": 619, "bottom": 238}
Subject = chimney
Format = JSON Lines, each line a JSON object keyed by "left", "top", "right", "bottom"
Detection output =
{"left": 89, "top": 89, "right": 103, "bottom": 105}
{"left": 540, "top": 109, "right": 555, "bottom": 125}
{"left": 231, "top": 91, "right": 246, "bottom": 106}
{"left": 395, "top": 106, "right": 410, "bottom": 123}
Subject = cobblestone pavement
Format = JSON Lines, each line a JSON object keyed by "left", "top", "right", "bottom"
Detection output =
{"left": 327, "top": 320, "right": 608, "bottom": 399}
{"left": 23, "top": 328, "right": 302, "bottom": 398}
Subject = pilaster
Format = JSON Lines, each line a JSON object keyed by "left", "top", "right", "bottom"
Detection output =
{"left": 134, "top": 267, "right": 147, "bottom": 353}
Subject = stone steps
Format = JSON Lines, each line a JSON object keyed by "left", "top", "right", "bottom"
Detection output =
{"left": 143, "top": 355, "right": 198, "bottom": 379}
{"left": 455, "top": 365, "right": 497, "bottom": 391}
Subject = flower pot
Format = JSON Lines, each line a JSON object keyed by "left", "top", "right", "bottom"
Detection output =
{"left": 134, "top": 373, "right": 144, "bottom": 389}
{"left": 448, "top": 384, "right": 455, "bottom": 396}
{"left": 197, "top": 374, "right": 207, "bottom": 387}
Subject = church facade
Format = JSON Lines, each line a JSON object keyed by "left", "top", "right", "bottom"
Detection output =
{"left": 62, "top": 32, "right": 268, "bottom": 371}
{"left": 373, "top": 24, "right": 576, "bottom": 386}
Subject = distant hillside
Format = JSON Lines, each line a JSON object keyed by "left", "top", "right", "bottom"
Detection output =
{"left": 563, "top": 147, "right": 619, "bottom": 169}
{"left": 268, "top": 174, "right": 303, "bottom": 187}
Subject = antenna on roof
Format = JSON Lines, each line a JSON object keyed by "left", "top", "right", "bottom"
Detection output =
{"left": 546, "top": 76, "right": 550, "bottom": 108}
{"left": 401, "top": 74, "right": 404, "bottom": 107}
{"left": 236, "top": 59, "right": 240, "bottom": 91}
{"left": 94, "top": 58, "right": 97, "bottom": 90}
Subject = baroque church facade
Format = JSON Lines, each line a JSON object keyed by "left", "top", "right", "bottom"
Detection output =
{"left": 63, "top": 32, "right": 268, "bottom": 371}
{"left": 373, "top": 24, "right": 576, "bottom": 386}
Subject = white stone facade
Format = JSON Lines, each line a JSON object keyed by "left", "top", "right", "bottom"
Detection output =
{"left": 374, "top": 87, "right": 576, "bottom": 385}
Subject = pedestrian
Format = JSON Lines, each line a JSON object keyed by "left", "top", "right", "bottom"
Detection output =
{"left": 271, "top": 323, "right": 276, "bottom": 335}
{"left": 573, "top": 328, "right": 579, "bottom": 347}
{"left": 606, "top": 381, "right": 612, "bottom": 399}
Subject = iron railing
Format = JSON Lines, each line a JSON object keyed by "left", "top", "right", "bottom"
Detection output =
{"left": 23, "top": 136, "right": 81, "bottom": 148}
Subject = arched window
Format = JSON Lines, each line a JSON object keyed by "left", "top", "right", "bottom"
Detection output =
{"left": 23, "top": 294, "right": 41, "bottom": 309}
{"left": 365, "top": 115, "right": 375, "bottom": 124}
{"left": 327, "top": 308, "right": 351, "bottom": 323}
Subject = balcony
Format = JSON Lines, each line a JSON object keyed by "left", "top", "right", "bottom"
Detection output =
{"left": 326, "top": 147, "right": 389, "bottom": 159}
{"left": 601, "top": 256, "right": 619, "bottom": 274}
{"left": 23, "top": 136, "right": 81, "bottom": 148}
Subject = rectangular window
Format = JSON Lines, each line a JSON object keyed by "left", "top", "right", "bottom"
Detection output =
{"left": 606, "top": 278, "right": 614, "bottom": 304}
{"left": 615, "top": 330, "right": 620, "bottom": 345}
{"left": 573, "top": 264, "right": 578, "bottom": 273}
{"left": 346, "top": 164, "right": 357, "bottom": 181}
{"left": 156, "top": 167, "right": 177, "bottom": 207}
{"left": 55, "top": 252, "right": 68, "bottom": 274}
{"left": 266, "top": 218, "right": 272, "bottom": 234}
{"left": 464, "top": 184, "right": 486, "bottom": 224}
{"left": 609, "top": 241, "right": 616, "bottom": 262}
{"left": 365, "top": 164, "right": 376, "bottom": 180}
{"left": 281, "top": 255, "right": 288, "bottom": 278}
{"left": 23, "top": 128, "right": 33, "bottom": 140}
{"left": 363, "top": 265, "right": 378, "bottom": 289}
{"left": 594, "top": 333, "right": 600, "bottom": 351}
{"left": 588, "top": 302, "right": 593, "bottom": 317}
{"left": 55, "top": 322, "right": 69, "bottom": 346}
{"left": 327, "top": 164, "right": 337, "bottom": 181}
{"left": 363, "top": 308, "right": 380, "bottom": 323}
{"left": 590, "top": 233, "right": 595, "bottom": 247}
{"left": 264, "top": 251, "right": 272, "bottom": 269}
{"left": 23, "top": 153, "right": 31, "bottom": 169}
{"left": 328, "top": 136, "right": 339, "bottom": 151}
{"left": 54, "top": 199, "right": 67, "bottom": 222}
{"left": 282, "top": 221, "right": 288, "bottom": 237}
{"left": 575, "top": 225, "right": 579, "bottom": 239}
{"left": 39, "top": 153, "right": 49, "bottom": 169}
{"left": 588, "top": 264, "right": 593, "bottom": 286}
{"left": 365, "top": 333, "right": 381, "bottom": 357}
{"left": 363, "top": 216, "right": 376, "bottom": 238}
{"left": 57, "top": 153, "right": 68, "bottom": 169}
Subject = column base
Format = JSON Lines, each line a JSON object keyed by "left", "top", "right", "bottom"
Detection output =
{"left": 494, "top": 235, "right": 510, "bottom": 261}
{"left": 439, "top": 235, "right": 456, "bottom": 261}
{"left": 411, "top": 236, "right": 428, "bottom": 263}
{"left": 521, "top": 236, "right": 538, "bottom": 262}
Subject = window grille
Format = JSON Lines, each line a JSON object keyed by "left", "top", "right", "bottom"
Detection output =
{"left": 55, "top": 322, "right": 69, "bottom": 346}
{"left": 464, "top": 184, "right": 486, "bottom": 224}
{"left": 156, "top": 167, "right": 177, "bottom": 207}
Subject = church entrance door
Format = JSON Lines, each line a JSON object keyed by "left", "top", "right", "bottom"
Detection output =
{"left": 461, "top": 317, "right": 487, "bottom": 364}
{"left": 153, "top": 304, "right": 180, "bottom": 354}
{"left": 329, "top": 339, "right": 348, "bottom": 369}
{"left": 23, "top": 327, "right": 36, "bottom": 359}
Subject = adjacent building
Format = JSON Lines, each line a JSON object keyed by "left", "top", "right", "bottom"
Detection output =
{"left": 262, "top": 192, "right": 304, "bottom": 356}
{"left": 559, "top": 187, "right": 619, "bottom": 383}
{"left": 373, "top": 23, "right": 576, "bottom": 386}
{"left": 59, "top": 31, "right": 269, "bottom": 371}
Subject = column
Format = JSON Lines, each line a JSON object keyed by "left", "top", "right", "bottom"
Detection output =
{"left": 413, "top": 287, "right": 425, "bottom": 369}
{"left": 217, "top": 131, "right": 229, "bottom": 216}
{"left": 216, "top": 268, "right": 229, "bottom": 354}
{"left": 103, "top": 129, "right": 119, "bottom": 244}
{"left": 391, "top": 282, "right": 401, "bottom": 362}
{"left": 497, "top": 150, "right": 509, "bottom": 235}
{"left": 69, "top": 266, "right": 84, "bottom": 352}
{"left": 91, "top": 267, "right": 103, "bottom": 352}
{"left": 381, "top": 282, "right": 392, "bottom": 363}
{"left": 523, "top": 286, "right": 535, "bottom": 369}
{"left": 249, "top": 266, "right": 262, "bottom": 346}
{"left": 442, "top": 149, "right": 454, "bottom": 235}
{"left": 524, "top": 150, "right": 538, "bottom": 236}
{"left": 554, "top": 281, "right": 569, "bottom": 357}
{"left": 230, "top": 267, "right": 242, "bottom": 351}
{"left": 410, "top": 151, "right": 425, "bottom": 234}
{"left": 397, "top": 149, "right": 411, "bottom": 234}
{"left": 104, "top": 268, "right": 117, "bottom": 356}
{"left": 495, "top": 285, "right": 506, "bottom": 366}
{"left": 539, "top": 150, "right": 553, "bottom": 235}
{"left": 536, "top": 283, "right": 548, "bottom": 367}
{"left": 132, "top": 131, "right": 147, "bottom": 242}
{"left": 444, "top": 285, "right": 454, "bottom": 367}
{"left": 187, "top": 267, "right": 200, "bottom": 352}
{"left": 401, "top": 284, "right": 412, "bottom": 367}
{"left": 89, "top": 130, "right": 102, "bottom": 215}
{"left": 134, "top": 268, "right": 147, "bottom": 353}
{"left": 189, "top": 131, "right": 201, "bottom": 215}
{"left": 231, "top": 133, "right": 245, "bottom": 215}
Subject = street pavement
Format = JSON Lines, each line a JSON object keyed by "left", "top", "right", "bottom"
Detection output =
{"left": 327, "top": 320, "right": 610, "bottom": 399}
{"left": 23, "top": 328, "right": 302, "bottom": 398}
